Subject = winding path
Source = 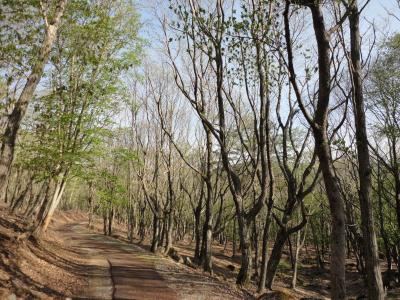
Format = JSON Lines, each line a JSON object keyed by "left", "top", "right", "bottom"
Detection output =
{"left": 56, "top": 222, "right": 246, "bottom": 300}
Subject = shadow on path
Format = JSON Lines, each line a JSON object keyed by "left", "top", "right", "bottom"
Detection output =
{"left": 57, "top": 222, "right": 178, "bottom": 300}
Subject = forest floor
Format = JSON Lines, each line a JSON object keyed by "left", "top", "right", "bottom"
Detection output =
{"left": 88, "top": 218, "right": 400, "bottom": 300}
{"left": 1, "top": 204, "right": 400, "bottom": 299}
{"left": 0, "top": 205, "right": 248, "bottom": 299}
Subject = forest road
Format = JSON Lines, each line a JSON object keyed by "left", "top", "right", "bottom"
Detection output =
{"left": 56, "top": 222, "right": 178, "bottom": 300}
{"left": 55, "top": 221, "right": 246, "bottom": 300}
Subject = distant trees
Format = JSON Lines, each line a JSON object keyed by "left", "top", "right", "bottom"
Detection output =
{"left": 368, "top": 33, "right": 400, "bottom": 286}
{"left": 2, "top": 0, "right": 400, "bottom": 298}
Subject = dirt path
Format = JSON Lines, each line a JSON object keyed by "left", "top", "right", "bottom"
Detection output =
{"left": 56, "top": 222, "right": 248, "bottom": 300}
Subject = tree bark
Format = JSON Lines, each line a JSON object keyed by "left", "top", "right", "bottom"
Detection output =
{"left": 258, "top": 211, "right": 272, "bottom": 292}
{"left": 41, "top": 177, "right": 66, "bottom": 232}
{"left": 88, "top": 181, "right": 94, "bottom": 229}
{"left": 107, "top": 206, "right": 113, "bottom": 236}
{"left": 284, "top": 2, "right": 347, "bottom": 298}
{"left": 236, "top": 216, "right": 252, "bottom": 285}
{"left": 348, "top": 2, "right": 385, "bottom": 298}
{"left": 194, "top": 197, "right": 202, "bottom": 263}
{"left": 292, "top": 225, "right": 307, "bottom": 289}
{"left": 265, "top": 228, "right": 288, "bottom": 289}
{"left": 151, "top": 209, "right": 161, "bottom": 252}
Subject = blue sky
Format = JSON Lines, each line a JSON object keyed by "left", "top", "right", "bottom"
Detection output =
{"left": 364, "top": 0, "right": 400, "bottom": 33}
{"left": 133, "top": 0, "right": 400, "bottom": 132}
{"left": 138, "top": 0, "right": 400, "bottom": 50}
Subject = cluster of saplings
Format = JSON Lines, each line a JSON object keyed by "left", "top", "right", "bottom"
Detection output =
{"left": 1, "top": 1, "right": 400, "bottom": 299}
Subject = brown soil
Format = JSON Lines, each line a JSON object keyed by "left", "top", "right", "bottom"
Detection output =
{"left": 0, "top": 205, "right": 249, "bottom": 299}
{"left": 0, "top": 204, "right": 88, "bottom": 299}
{"left": 1, "top": 204, "right": 399, "bottom": 299}
{"left": 90, "top": 216, "right": 400, "bottom": 300}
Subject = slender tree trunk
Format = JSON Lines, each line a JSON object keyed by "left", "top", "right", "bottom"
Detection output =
{"left": 33, "top": 175, "right": 67, "bottom": 234}
{"left": 200, "top": 128, "right": 213, "bottom": 274}
{"left": 165, "top": 211, "right": 173, "bottom": 254}
{"left": 314, "top": 128, "right": 347, "bottom": 300}
{"left": 151, "top": 212, "right": 160, "bottom": 253}
{"left": 265, "top": 229, "right": 288, "bottom": 289}
{"left": 41, "top": 178, "right": 66, "bottom": 232}
{"left": 392, "top": 154, "right": 400, "bottom": 284}
{"left": 253, "top": 219, "right": 259, "bottom": 278}
{"left": 236, "top": 216, "right": 252, "bottom": 285}
{"left": 88, "top": 181, "right": 94, "bottom": 229}
{"left": 194, "top": 203, "right": 202, "bottom": 263}
{"left": 0, "top": 0, "right": 67, "bottom": 201}
{"left": 164, "top": 145, "right": 174, "bottom": 253}
{"left": 160, "top": 215, "right": 166, "bottom": 247}
{"left": 258, "top": 212, "right": 272, "bottom": 292}
{"left": 232, "top": 219, "right": 237, "bottom": 258}
{"left": 284, "top": 3, "right": 346, "bottom": 297}
{"left": 394, "top": 175, "right": 400, "bottom": 234}
{"left": 138, "top": 201, "right": 146, "bottom": 243}
{"left": 349, "top": 2, "right": 385, "bottom": 298}
{"left": 107, "top": 206, "right": 113, "bottom": 236}
{"left": 25, "top": 180, "right": 50, "bottom": 219}
{"left": 310, "top": 5, "right": 346, "bottom": 298}
{"left": 11, "top": 177, "right": 33, "bottom": 213}
{"left": 103, "top": 213, "right": 107, "bottom": 235}
{"left": 200, "top": 197, "right": 213, "bottom": 273}
{"left": 288, "top": 236, "right": 295, "bottom": 269}
{"left": 291, "top": 231, "right": 301, "bottom": 289}
{"left": 292, "top": 226, "right": 307, "bottom": 289}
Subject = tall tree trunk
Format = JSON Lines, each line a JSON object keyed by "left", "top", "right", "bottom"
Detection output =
{"left": 164, "top": 150, "right": 175, "bottom": 254}
{"left": 33, "top": 175, "right": 67, "bottom": 234}
{"left": 253, "top": 219, "right": 259, "bottom": 278}
{"left": 151, "top": 211, "right": 160, "bottom": 253}
{"left": 292, "top": 226, "right": 307, "bottom": 289}
{"left": 314, "top": 129, "right": 347, "bottom": 300}
{"left": 107, "top": 206, "right": 113, "bottom": 236}
{"left": 138, "top": 201, "right": 146, "bottom": 243}
{"left": 284, "top": 2, "right": 346, "bottom": 297}
{"left": 0, "top": 0, "right": 67, "bottom": 201}
{"left": 394, "top": 174, "right": 400, "bottom": 235}
{"left": 41, "top": 177, "right": 66, "bottom": 232}
{"left": 265, "top": 228, "right": 288, "bottom": 289}
{"left": 88, "top": 181, "right": 94, "bottom": 229}
{"left": 348, "top": 2, "right": 385, "bottom": 298}
{"left": 258, "top": 211, "right": 272, "bottom": 292}
{"left": 236, "top": 216, "right": 252, "bottom": 285}
{"left": 232, "top": 218, "right": 237, "bottom": 258}
{"left": 165, "top": 211, "right": 173, "bottom": 254}
{"left": 194, "top": 201, "right": 202, "bottom": 263}
{"left": 201, "top": 179, "right": 213, "bottom": 274}
{"left": 11, "top": 177, "right": 33, "bottom": 213}
{"left": 199, "top": 128, "right": 213, "bottom": 274}
{"left": 103, "top": 212, "right": 107, "bottom": 235}
{"left": 265, "top": 212, "right": 307, "bottom": 291}
{"left": 309, "top": 4, "right": 347, "bottom": 298}
{"left": 25, "top": 180, "right": 51, "bottom": 220}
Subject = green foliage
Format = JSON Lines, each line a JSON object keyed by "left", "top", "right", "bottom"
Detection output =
{"left": 96, "top": 168, "right": 127, "bottom": 211}
{"left": 16, "top": 0, "right": 142, "bottom": 182}
{"left": 367, "top": 33, "right": 400, "bottom": 140}
{"left": 0, "top": 0, "right": 42, "bottom": 73}
{"left": 94, "top": 142, "right": 138, "bottom": 212}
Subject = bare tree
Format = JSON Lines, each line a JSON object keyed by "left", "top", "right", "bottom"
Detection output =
{"left": 284, "top": 1, "right": 349, "bottom": 298}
